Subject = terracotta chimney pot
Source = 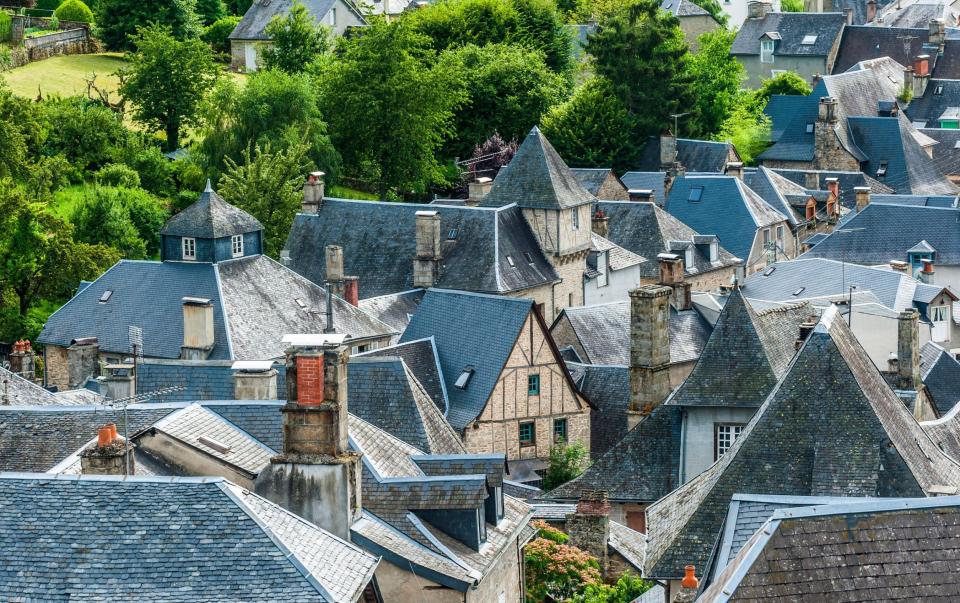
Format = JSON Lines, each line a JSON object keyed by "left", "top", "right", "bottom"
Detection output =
{"left": 97, "top": 426, "right": 113, "bottom": 448}
{"left": 682, "top": 565, "right": 700, "bottom": 589}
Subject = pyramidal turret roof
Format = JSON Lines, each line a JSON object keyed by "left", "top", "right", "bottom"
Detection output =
{"left": 480, "top": 127, "right": 596, "bottom": 210}
{"left": 161, "top": 181, "right": 263, "bottom": 239}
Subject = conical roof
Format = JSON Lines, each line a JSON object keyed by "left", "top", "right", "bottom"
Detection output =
{"left": 480, "top": 127, "right": 596, "bottom": 210}
{"left": 161, "top": 181, "right": 263, "bottom": 239}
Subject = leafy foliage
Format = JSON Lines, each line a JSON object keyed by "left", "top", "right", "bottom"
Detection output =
{"left": 54, "top": 0, "right": 94, "bottom": 23}
{"left": 541, "top": 77, "right": 640, "bottom": 173}
{"left": 691, "top": 0, "right": 727, "bottom": 26}
{"left": 317, "top": 18, "right": 466, "bottom": 197}
{"left": 713, "top": 101, "right": 771, "bottom": 165}
{"left": 781, "top": 0, "right": 803, "bottom": 11}
{"left": 97, "top": 0, "right": 202, "bottom": 51}
{"left": 202, "top": 15, "right": 241, "bottom": 54}
{"left": 120, "top": 24, "right": 219, "bottom": 151}
{"left": 445, "top": 43, "right": 568, "bottom": 158}
{"left": 0, "top": 12, "right": 11, "bottom": 42}
{"left": 752, "top": 71, "right": 812, "bottom": 110}
{"left": 687, "top": 28, "right": 744, "bottom": 136}
{"left": 524, "top": 536, "right": 602, "bottom": 602}
{"left": 466, "top": 132, "right": 518, "bottom": 181}
{"left": 95, "top": 163, "right": 141, "bottom": 188}
{"left": 531, "top": 520, "right": 568, "bottom": 544}
{"left": 573, "top": 573, "right": 655, "bottom": 603}
{"left": 219, "top": 141, "right": 310, "bottom": 257}
{"left": 41, "top": 96, "right": 129, "bottom": 180}
{"left": 542, "top": 439, "right": 591, "bottom": 490}
{"left": 195, "top": 0, "right": 226, "bottom": 24}
{"left": 71, "top": 186, "right": 169, "bottom": 258}
{"left": 261, "top": 1, "right": 330, "bottom": 73}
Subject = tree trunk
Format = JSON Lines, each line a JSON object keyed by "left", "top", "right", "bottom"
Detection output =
{"left": 165, "top": 121, "right": 180, "bottom": 153}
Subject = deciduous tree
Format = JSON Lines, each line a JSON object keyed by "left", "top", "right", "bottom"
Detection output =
{"left": 687, "top": 28, "right": 744, "bottom": 136}
{"left": 261, "top": 1, "right": 330, "bottom": 73}
{"left": 97, "top": 0, "right": 201, "bottom": 51}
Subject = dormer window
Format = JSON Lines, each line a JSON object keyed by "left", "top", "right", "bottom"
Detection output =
{"left": 571, "top": 208, "right": 580, "bottom": 230}
{"left": 182, "top": 237, "right": 196, "bottom": 260}
{"left": 684, "top": 246, "right": 694, "bottom": 269}
{"left": 760, "top": 38, "right": 775, "bottom": 63}
{"left": 231, "top": 234, "right": 244, "bottom": 258}
{"left": 709, "top": 240, "right": 719, "bottom": 263}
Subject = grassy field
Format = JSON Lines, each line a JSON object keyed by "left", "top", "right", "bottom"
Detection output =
{"left": 2, "top": 53, "right": 128, "bottom": 98}
{"left": 328, "top": 184, "right": 378, "bottom": 200}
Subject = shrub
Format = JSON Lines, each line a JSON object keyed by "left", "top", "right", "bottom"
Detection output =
{"left": 525, "top": 537, "right": 601, "bottom": 602}
{"left": 54, "top": 0, "right": 93, "bottom": 23}
{"left": 0, "top": 47, "right": 11, "bottom": 72}
{"left": 542, "top": 440, "right": 591, "bottom": 490}
{"left": 531, "top": 520, "right": 568, "bottom": 544}
{"left": 95, "top": 163, "right": 140, "bottom": 188}
{"left": 202, "top": 15, "right": 240, "bottom": 55}
{"left": 0, "top": 11, "right": 11, "bottom": 42}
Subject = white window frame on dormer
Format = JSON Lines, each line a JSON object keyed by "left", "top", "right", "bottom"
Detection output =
{"left": 709, "top": 240, "right": 719, "bottom": 263}
{"left": 231, "top": 234, "right": 244, "bottom": 258}
{"left": 182, "top": 237, "right": 196, "bottom": 260}
{"left": 760, "top": 39, "right": 775, "bottom": 64}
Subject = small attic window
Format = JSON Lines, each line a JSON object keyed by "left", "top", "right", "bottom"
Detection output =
{"left": 805, "top": 122, "right": 814, "bottom": 133}
{"left": 447, "top": 228, "right": 459, "bottom": 240}
{"left": 688, "top": 186, "right": 704, "bottom": 202}
{"left": 792, "top": 287, "right": 805, "bottom": 296}
{"left": 954, "top": 140, "right": 960, "bottom": 149}
{"left": 295, "top": 298, "right": 307, "bottom": 309}
{"left": 506, "top": 255, "right": 516, "bottom": 267}
{"left": 801, "top": 34, "right": 818, "bottom": 45}
{"left": 877, "top": 161, "right": 888, "bottom": 178}
{"left": 98, "top": 290, "right": 113, "bottom": 303}
{"left": 524, "top": 251, "right": 534, "bottom": 263}
{"left": 936, "top": 85, "right": 944, "bottom": 95}
{"left": 763, "top": 266, "right": 776, "bottom": 276}
{"left": 455, "top": 367, "right": 475, "bottom": 389}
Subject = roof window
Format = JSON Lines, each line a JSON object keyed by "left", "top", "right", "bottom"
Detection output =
{"left": 805, "top": 122, "right": 814, "bottom": 133}
{"left": 877, "top": 161, "right": 888, "bottom": 178}
{"left": 792, "top": 287, "right": 805, "bottom": 296}
{"left": 936, "top": 85, "right": 944, "bottom": 95}
{"left": 763, "top": 266, "right": 776, "bottom": 276}
{"left": 688, "top": 186, "right": 704, "bottom": 202}
{"left": 524, "top": 252, "right": 534, "bottom": 264}
{"left": 197, "top": 436, "right": 231, "bottom": 454}
{"left": 454, "top": 367, "right": 475, "bottom": 389}
{"left": 447, "top": 228, "right": 459, "bottom": 240}
{"left": 506, "top": 255, "right": 516, "bottom": 267}
{"left": 295, "top": 298, "right": 307, "bottom": 309}
{"left": 98, "top": 290, "right": 113, "bottom": 303}
{"left": 801, "top": 34, "right": 818, "bottom": 45}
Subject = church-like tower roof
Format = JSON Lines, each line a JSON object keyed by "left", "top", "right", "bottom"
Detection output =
{"left": 161, "top": 181, "right": 263, "bottom": 239}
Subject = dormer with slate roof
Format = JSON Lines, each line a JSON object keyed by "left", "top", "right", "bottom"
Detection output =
{"left": 160, "top": 182, "right": 264, "bottom": 263}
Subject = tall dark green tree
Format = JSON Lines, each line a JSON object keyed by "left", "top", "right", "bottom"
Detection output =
{"left": 97, "top": 0, "right": 202, "bottom": 50}
{"left": 586, "top": 1, "right": 696, "bottom": 137}
{"left": 120, "top": 24, "right": 219, "bottom": 151}
{"left": 317, "top": 19, "right": 466, "bottom": 197}
{"left": 260, "top": 1, "right": 330, "bottom": 73}
{"left": 195, "top": 0, "right": 227, "bottom": 24}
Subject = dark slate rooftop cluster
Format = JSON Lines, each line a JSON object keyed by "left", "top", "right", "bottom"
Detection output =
{"left": 634, "top": 137, "right": 738, "bottom": 173}
{"left": 732, "top": 11, "right": 847, "bottom": 57}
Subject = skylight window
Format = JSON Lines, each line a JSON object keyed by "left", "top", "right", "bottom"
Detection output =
{"left": 877, "top": 161, "right": 888, "bottom": 178}
{"left": 524, "top": 252, "right": 534, "bottom": 263}
{"left": 506, "top": 255, "right": 516, "bottom": 267}
{"left": 792, "top": 287, "right": 805, "bottom": 296}
{"left": 447, "top": 228, "right": 459, "bottom": 240}
{"left": 98, "top": 290, "right": 113, "bottom": 303}
{"left": 295, "top": 298, "right": 307, "bottom": 309}
{"left": 936, "top": 85, "right": 944, "bottom": 95}
{"left": 801, "top": 34, "right": 818, "bottom": 45}
{"left": 805, "top": 122, "right": 814, "bottom": 133}
{"left": 197, "top": 436, "right": 231, "bottom": 454}
{"left": 763, "top": 266, "right": 776, "bottom": 276}
{"left": 688, "top": 186, "right": 704, "bottom": 202}
{"left": 454, "top": 367, "right": 475, "bottom": 389}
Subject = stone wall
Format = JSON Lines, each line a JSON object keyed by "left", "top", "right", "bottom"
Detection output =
{"left": 9, "top": 17, "right": 96, "bottom": 66}
{"left": 44, "top": 344, "right": 69, "bottom": 391}
{"left": 373, "top": 559, "right": 464, "bottom": 602}
{"left": 467, "top": 534, "right": 524, "bottom": 603}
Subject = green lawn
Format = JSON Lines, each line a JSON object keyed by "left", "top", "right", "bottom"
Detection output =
{"left": 2, "top": 53, "right": 128, "bottom": 98}
{"left": 328, "top": 184, "right": 378, "bottom": 200}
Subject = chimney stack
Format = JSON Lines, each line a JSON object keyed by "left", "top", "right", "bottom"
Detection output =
{"left": 890, "top": 259, "right": 909, "bottom": 272}
{"left": 659, "top": 130, "right": 678, "bottom": 170}
{"left": 232, "top": 360, "right": 278, "bottom": 400}
{"left": 747, "top": 0, "right": 770, "bottom": 18}
{"left": 592, "top": 209, "right": 609, "bottom": 238}
{"left": 413, "top": 211, "right": 442, "bottom": 288}
{"left": 659, "top": 253, "right": 691, "bottom": 311}
{"left": 725, "top": 162, "right": 744, "bottom": 180}
{"left": 301, "top": 171, "right": 325, "bottom": 214}
{"left": 255, "top": 334, "right": 362, "bottom": 540}
{"left": 8, "top": 340, "right": 35, "bottom": 381}
{"left": 628, "top": 189, "right": 655, "bottom": 203}
{"left": 324, "top": 245, "right": 359, "bottom": 305}
{"left": 897, "top": 309, "right": 921, "bottom": 391}
{"left": 914, "top": 55, "right": 931, "bottom": 97}
{"left": 674, "top": 566, "right": 701, "bottom": 603}
{"left": 565, "top": 490, "right": 611, "bottom": 577}
{"left": 929, "top": 18, "right": 945, "bottom": 49}
{"left": 818, "top": 96, "right": 838, "bottom": 124}
{"left": 467, "top": 177, "right": 493, "bottom": 206}
{"left": 101, "top": 363, "right": 135, "bottom": 401}
{"left": 919, "top": 259, "right": 936, "bottom": 284}
{"left": 867, "top": 0, "right": 877, "bottom": 22}
{"left": 855, "top": 186, "right": 871, "bottom": 212}
{"left": 628, "top": 285, "right": 673, "bottom": 430}
{"left": 80, "top": 424, "right": 134, "bottom": 476}
{"left": 67, "top": 337, "right": 100, "bottom": 389}
{"left": 181, "top": 297, "right": 215, "bottom": 360}
{"left": 825, "top": 177, "right": 839, "bottom": 200}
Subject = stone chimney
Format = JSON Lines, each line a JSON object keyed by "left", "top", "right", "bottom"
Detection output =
{"left": 914, "top": 55, "right": 931, "bottom": 97}
{"left": 818, "top": 96, "right": 838, "bottom": 124}
{"left": 804, "top": 171, "right": 819, "bottom": 189}
{"left": 825, "top": 177, "right": 839, "bottom": 199}
{"left": 628, "top": 285, "right": 673, "bottom": 430}
{"left": 898, "top": 309, "right": 921, "bottom": 391}
{"left": 8, "top": 340, "right": 35, "bottom": 381}
{"left": 181, "top": 297, "right": 215, "bottom": 360}
{"left": 467, "top": 177, "right": 493, "bottom": 206}
{"left": 855, "top": 186, "right": 870, "bottom": 212}
{"left": 255, "top": 334, "right": 362, "bottom": 540}
{"left": 929, "top": 18, "right": 946, "bottom": 49}
{"left": 67, "top": 337, "right": 100, "bottom": 389}
{"left": 659, "top": 253, "right": 691, "bottom": 311}
{"left": 324, "top": 245, "right": 360, "bottom": 305}
{"left": 796, "top": 317, "right": 819, "bottom": 349}
{"left": 233, "top": 360, "right": 278, "bottom": 400}
{"left": 592, "top": 209, "right": 609, "bottom": 238}
{"left": 101, "top": 364, "right": 135, "bottom": 402}
{"left": 628, "top": 189, "right": 655, "bottom": 203}
{"left": 659, "top": 130, "right": 677, "bottom": 169}
{"left": 565, "top": 490, "right": 611, "bottom": 577}
{"left": 301, "top": 171, "right": 325, "bottom": 214}
{"left": 747, "top": 0, "right": 770, "bottom": 18}
{"left": 725, "top": 162, "right": 744, "bottom": 180}
{"left": 80, "top": 424, "right": 134, "bottom": 476}
{"left": 919, "top": 259, "right": 936, "bottom": 284}
{"left": 904, "top": 66, "right": 914, "bottom": 96}
{"left": 413, "top": 211, "right": 442, "bottom": 288}
{"left": 866, "top": 0, "right": 877, "bottom": 22}
{"left": 843, "top": 7, "right": 853, "bottom": 23}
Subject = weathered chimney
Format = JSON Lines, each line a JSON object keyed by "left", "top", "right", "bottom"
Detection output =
{"left": 326, "top": 244, "right": 344, "bottom": 282}
{"left": 467, "top": 177, "right": 493, "bottom": 206}
{"left": 660, "top": 130, "right": 678, "bottom": 169}
{"left": 628, "top": 189, "right": 655, "bottom": 203}
{"left": 866, "top": 0, "right": 877, "bottom": 22}
{"left": 101, "top": 363, "right": 135, "bottom": 402}
{"left": 855, "top": 186, "right": 870, "bottom": 212}
{"left": 343, "top": 277, "right": 359, "bottom": 306}
{"left": 919, "top": 259, "right": 936, "bottom": 284}
{"left": 725, "top": 162, "right": 744, "bottom": 180}
{"left": 796, "top": 317, "right": 818, "bottom": 349}
{"left": 818, "top": 96, "right": 838, "bottom": 124}
{"left": 565, "top": 490, "right": 611, "bottom": 577}
{"left": 233, "top": 360, "right": 278, "bottom": 400}
{"left": 843, "top": 7, "right": 853, "bottom": 23}
{"left": 903, "top": 66, "right": 914, "bottom": 97}
{"left": 825, "top": 177, "right": 839, "bottom": 200}
{"left": 67, "top": 337, "right": 100, "bottom": 389}
{"left": 929, "top": 18, "right": 945, "bottom": 49}
{"left": 658, "top": 253, "right": 691, "bottom": 311}
{"left": 674, "top": 566, "right": 701, "bottom": 603}
{"left": 747, "top": 0, "right": 770, "bottom": 18}
{"left": 80, "top": 424, "right": 134, "bottom": 476}
{"left": 8, "top": 340, "right": 35, "bottom": 381}
{"left": 889, "top": 259, "right": 909, "bottom": 272}
{"left": 898, "top": 309, "right": 921, "bottom": 391}
{"left": 413, "top": 211, "right": 442, "bottom": 288}
{"left": 914, "top": 55, "right": 931, "bottom": 97}
{"left": 592, "top": 209, "right": 609, "bottom": 238}
{"left": 301, "top": 171, "right": 325, "bottom": 214}
{"left": 628, "top": 285, "right": 673, "bottom": 430}
{"left": 804, "top": 171, "right": 819, "bottom": 189}
{"left": 181, "top": 297, "right": 215, "bottom": 360}
{"left": 255, "top": 334, "right": 362, "bottom": 540}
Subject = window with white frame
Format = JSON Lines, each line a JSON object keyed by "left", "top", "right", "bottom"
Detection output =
{"left": 231, "top": 234, "right": 244, "bottom": 257}
{"left": 760, "top": 39, "right": 775, "bottom": 64}
{"left": 715, "top": 423, "right": 745, "bottom": 461}
{"left": 571, "top": 207, "right": 580, "bottom": 230}
{"left": 933, "top": 305, "right": 950, "bottom": 341}
{"left": 182, "top": 237, "right": 196, "bottom": 260}
{"left": 329, "top": 7, "right": 336, "bottom": 25}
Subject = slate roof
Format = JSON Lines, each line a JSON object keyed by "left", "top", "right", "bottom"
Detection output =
{"left": 571, "top": 168, "right": 628, "bottom": 199}
{"left": 701, "top": 497, "right": 960, "bottom": 602}
{"left": 644, "top": 305, "right": 960, "bottom": 579}
{"left": 659, "top": 0, "right": 711, "bottom": 17}
{"left": 905, "top": 79, "right": 960, "bottom": 127}
{"left": 160, "top": 186, "right": 262, "bottom": 239}
{"left": 589, "top": 233, "right": 645, "bottom": 272}
{"left": 553, "top": 301, "right": 712, "bottom": 367}
{"left": 743, "top": 166, "right": 812, "bottom": 227}
{"left": 0, "top": 365, "right": 64, "bottom": 406}
{"left": 872, "top": 193, "right": 958, "bottom": 207}
{"left": 771, "top": 168, "right": 894, "bottom": 208}
{"left": 230, "top": 0, "right": 360, "bottom": 40}
{"left": 635, "top": 138, "right": 738, "bottom": 173}
{"left": 361, "top": 337, "right": 448, "bottom": 414}
{"left": 932, "top": 38, "right": 960, "bottom": 77}
{"left": 877, "top": 0, "right": 958, "bottom": 28}
{"left": 596, "top": 200, "right": 741, "bottom": 279}
{"left": 357, "top": 289, "right": 425, "bottom": 334}
{"left": 919, "top": 341, "right": 960, "bottom": 415}
{"left": 399, "top": 289, "right": 536, "bottom": 431}
{"left": 480, "top": 127, "right": 596, "bottom": 210}
{"left": 833, "top": 25, "right": 929, "bottom": 73}
{"left": 0, "top": 474, "right": 377, "bottom": 601}
{"left": 802, "top": 203, "right": 960, "bottom": 265}
{"left": 346, "top": 356, "right": 465, "bottom": 455}
{"left": 731, "top": 12, "right": 846, "bottom": 57}
{"left": 608, "top": 521, "right": 648, "bottom": 572}
{"left": 283, "top": 200, "right": 559, "bottom": 297}
{"left": 136, "top": 360, "right": 237, "bottom": 402}
{"left": 620, "top": 171, "right": 669, "bottom": 204}
{"left": 568, "top": 363, "right": 630, "bottom": 457}
{"left": 664, "top": 176, "right": 788, "bottom": 260}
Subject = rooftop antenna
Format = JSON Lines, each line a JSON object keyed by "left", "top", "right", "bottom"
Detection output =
{"left": 128, "top": 325, "right": 143, "bottom": 386}
{"left": 323, "top": 282, "right": 336, "bottom": 334}
{"left": 670, "top": 112, "right": 690, "bottom": 138}
{"left": 896, "top": 32, "right": 917, "bottom": 60}
{"left": 107, "top": 385, "right": 185, "bottom": 476}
